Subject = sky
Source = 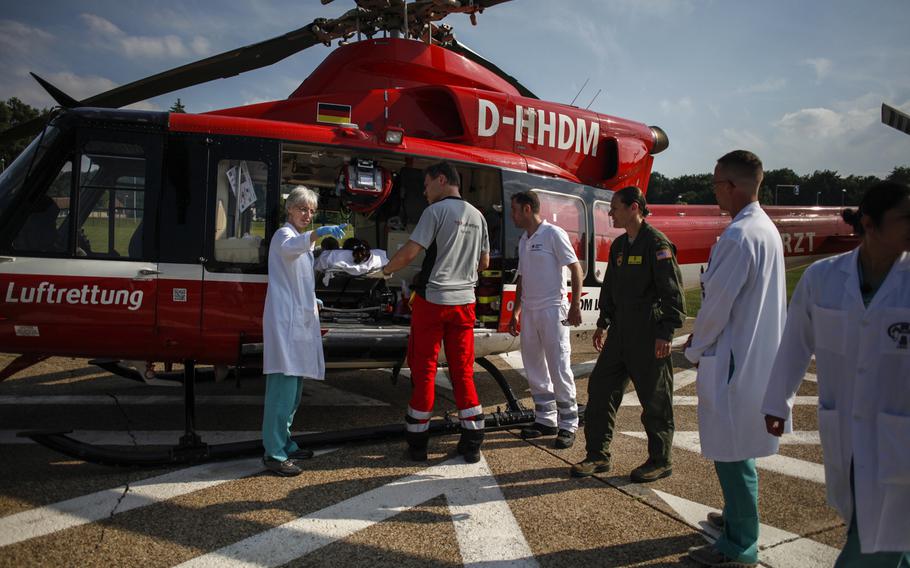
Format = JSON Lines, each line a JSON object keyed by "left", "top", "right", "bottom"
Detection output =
{"left": 1, "top": 0, "right": 908, "bottom": 178}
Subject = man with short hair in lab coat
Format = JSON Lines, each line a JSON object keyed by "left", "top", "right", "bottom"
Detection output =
{"left": 684, "top": 150, "right": 787, "bottom": 568}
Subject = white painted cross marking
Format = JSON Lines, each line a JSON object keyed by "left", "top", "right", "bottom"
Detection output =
{"left": 623, "top": 431, "right": 825, "bottom": 484}
{"left": 620, "top": 395, "right": 818, "bottom": 407}
{"left": 0, "top": 449, "right": 331, "bottom": 549}
{"left": 177, "top": 455, "right": 537, "bottom": 568}
{"left": 653, "top": 490, "right": 838, "bottom": 568}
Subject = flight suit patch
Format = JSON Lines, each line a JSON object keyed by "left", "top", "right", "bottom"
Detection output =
{"left": 656, "top": 248, "right": 672, "bottom": 261}
{"left": 627, "top": 255, "right": 642, "bottom": 265}
{"left": 616, "top": 254, "right": 623, "bottom": 266}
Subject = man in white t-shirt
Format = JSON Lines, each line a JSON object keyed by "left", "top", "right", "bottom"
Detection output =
{"left": 508, "top": 191, "right": 583, "bottom": 448}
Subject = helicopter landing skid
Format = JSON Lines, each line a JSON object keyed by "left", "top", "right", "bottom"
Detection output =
{"left": 20, "top": 357, "right": 538, "bottom": 467}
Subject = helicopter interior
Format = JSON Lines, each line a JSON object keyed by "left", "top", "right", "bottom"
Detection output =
{"left": 276, "top": 144, "right": 504, "bottom": 324}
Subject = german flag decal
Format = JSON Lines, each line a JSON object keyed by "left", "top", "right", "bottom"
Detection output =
{"left": 317, "top": 102, "right": 352, "bottom": 125}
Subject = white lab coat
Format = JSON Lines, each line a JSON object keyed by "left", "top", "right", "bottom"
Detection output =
{"left": 262, "top": 223, "right": 325, "bottom": 380}
{"left": 685, "top": 202, "right": 787, "bottom": 461}
{"left": 762, "top": 249, "right": 910, "bottom": 553}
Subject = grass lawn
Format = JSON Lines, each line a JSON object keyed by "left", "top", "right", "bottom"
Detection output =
{"left": 81, "top": 217, "right": 140, "bottom": 255}
{"left": 684, "top": 263, "right": 809, "bottom": 317}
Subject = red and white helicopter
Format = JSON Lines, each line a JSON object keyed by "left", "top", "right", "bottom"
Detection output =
{"left": 0, "top": 0, "right": 857, "bottom": 465}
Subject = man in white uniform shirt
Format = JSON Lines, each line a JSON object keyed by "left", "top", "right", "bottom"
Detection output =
{"left": 508, "top": 191, "right": 584, "bottom": 448}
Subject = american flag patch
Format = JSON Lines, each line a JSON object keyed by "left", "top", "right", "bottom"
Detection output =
{"left": 656, "top": 248, "right": 672, "bottom": 261}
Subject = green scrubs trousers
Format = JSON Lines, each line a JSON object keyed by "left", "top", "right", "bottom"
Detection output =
{"left": 262, "top": 372, "right": 304, "bottom": 461}
{"left": 834, "top": 464, "right": 910, "bottom": 568}
{"left": 714, "top": 459, "right": 759, "bottom": 564}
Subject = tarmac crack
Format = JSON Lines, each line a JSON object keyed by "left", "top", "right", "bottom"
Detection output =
{"left": 758, "top": 521, "right": 845, "bottom": 552}
{"left": 95, "top": 393, "right": 140, "bottom": 548}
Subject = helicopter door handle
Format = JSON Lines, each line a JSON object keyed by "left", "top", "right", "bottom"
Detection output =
{"left": 0, "top": 256, "right": 15, "bottom": 263}
{"left": 137, "top": 268, "right": 161, "bottom": 276}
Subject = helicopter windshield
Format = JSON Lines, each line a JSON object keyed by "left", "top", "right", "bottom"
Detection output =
{"left": 0, "top": 123, "right": 61, "bottom": 223}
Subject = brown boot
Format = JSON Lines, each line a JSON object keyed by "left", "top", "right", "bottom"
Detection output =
{"left": 570, "top": 458, "right": 610, "bottom": 477}
{"left": 630, "top": 460, "right": 672, "bottom": 483}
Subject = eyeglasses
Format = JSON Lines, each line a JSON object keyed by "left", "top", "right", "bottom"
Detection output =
{"left": 291, "top": 206, "right": 316, "bottom": 214}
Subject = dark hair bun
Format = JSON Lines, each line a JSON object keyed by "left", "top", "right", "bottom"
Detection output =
{"left": 841, "top": 208, "right": 863, "bottom": 233}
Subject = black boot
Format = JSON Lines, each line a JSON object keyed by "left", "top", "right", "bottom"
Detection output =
{"left": 405, "top": 430, "right": 429, "bottom": 462}
{"left": 458, "top": 429, "right": 484, "bottom": 464}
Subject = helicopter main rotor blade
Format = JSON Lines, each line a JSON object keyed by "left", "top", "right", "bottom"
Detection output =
{"left": 447, "top": 38, "right": 536, "bottom": 99}
{"left": 0, "top": 22, "right": 325, "bottom": 145}
{"left": 83, "top": 24, "right": 325, "bottom": 109}
{"left": 0, "top": 0, "right": 513, "bottom": 145}
{"left": 0, "top": 117, "right": 52, "bottom": 146}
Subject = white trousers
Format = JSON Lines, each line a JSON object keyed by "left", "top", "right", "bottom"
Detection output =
{"left": 519, "top": 304, "right": 578, "bottom": 431}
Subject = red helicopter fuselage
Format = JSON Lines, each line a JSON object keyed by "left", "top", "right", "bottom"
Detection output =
{"left": 0, "top": 38, "right": 856, "bottom": 376}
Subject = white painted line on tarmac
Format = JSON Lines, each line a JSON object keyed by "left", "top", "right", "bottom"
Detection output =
{"left": 0, "top": 382, "right": 388, "bottom": 407}
{"left": 497, "top": 350, "right": 598, "bottom": 379}
{"left": 620, "top": 395, "right": 818, "bottom": 407}
{"left": 177, "top": 455, "right": 537, "bottom": 568}
{"left": 672, "top": 335, "right": 689, "bottom": 348}
{"left": 622, "top": 431, "right": 825, "bottom": 484}
{"left": 0, "top": 449, "right": 335, "bottom": 549}
{"left": 500, "top": 351, "right": 695, "bottom": 388}
{"left": 653, "top": 490, "right": 839, "bottom": 568}
{"left": 0, "top": 430, "right": 316, "bottom": 446}
{"left": 672, "top": 369, "right": 698, "bottom": 391}
{"left": 499, "top": 351, "right": 526, "bottom": 377}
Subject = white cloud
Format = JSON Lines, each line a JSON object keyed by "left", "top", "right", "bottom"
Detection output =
{"left": 774, "top": 107, "right": 844, "bottom": 138}
{"left": 774, "top": 104, "right": 878, "bottom": 140}
{"left": 125, "top": 101, "right": 161, "bottom": 111}
{"left": 803, "top": 57, "right": 832, "bottom": 81}
{"left": 606, "top": 0, "right": 694, "bottom": 19}
{"left": 80, "top": 13, "right": 211, "bottom": 59}
{"left": 722, "top": 128, "right": 767, "bottom": 152}
{"left": 81, "top": 13, "right": 122, "bottom": 36}
{"left": 121, "top": 35, "right": 188, "bottom": 58}
{"left": 0, "top": 19, "right": 53, "bottom": 57}
{"left": 736, "top": 77, "right": 787, "bottom": 95}
{"left": 659, "top": 96, "right": 694, "bottom": 118}
{"left": 768, "top": 95, "right": 910, "bottom": 177}
{"left": 42, "top": 72, "right": 118, "bottom": 100}
{"left": 189, "top": 36, "right": 211, "bottom": 56}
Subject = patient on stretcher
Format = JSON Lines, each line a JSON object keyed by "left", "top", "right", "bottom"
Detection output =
{"left": 315, "top": 240, "right": 389, "bottom": 285}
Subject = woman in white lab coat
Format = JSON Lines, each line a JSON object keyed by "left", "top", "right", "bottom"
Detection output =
{"left": 762, "top": 181, "right": 910, "bottom": 567}
{"left": 261, "top": 186, "right": 346, "bottom": 477}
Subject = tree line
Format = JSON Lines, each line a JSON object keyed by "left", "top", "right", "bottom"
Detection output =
{"left": 647, "top": 166, "right": 910, "bottom": 208}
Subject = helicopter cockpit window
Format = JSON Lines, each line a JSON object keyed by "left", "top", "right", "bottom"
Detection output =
{"left": 0, "top": 123, "right": 61, "bottom": 224}
{"left": 76, "top": 146, "right": 146, "bottom": 259}
{"left": 11, "top": 158, "right": 73, "bottom": 254}
{"left": 213, "top": 159, "right": 268, "bottom": 264}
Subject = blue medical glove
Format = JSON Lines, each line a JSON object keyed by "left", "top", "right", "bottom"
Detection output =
{"left": 315, "top": 224, "right": 347, "bottom": 239}
{"left": 316, "top": 298, "right": 324, "bottom": 310}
